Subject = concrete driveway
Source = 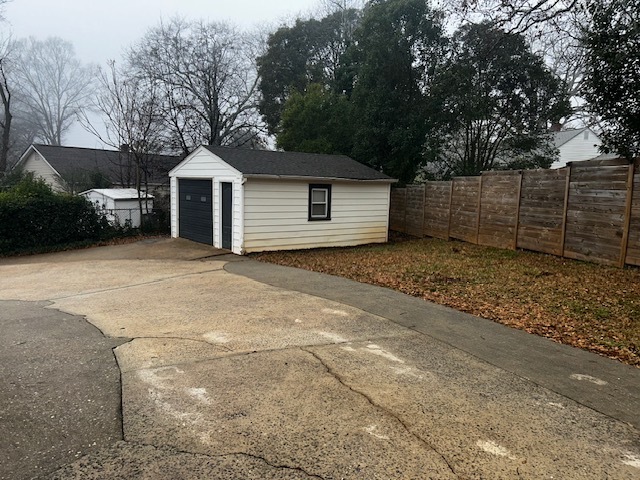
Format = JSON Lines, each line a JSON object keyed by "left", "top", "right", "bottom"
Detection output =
{"left": 1, "top": 238, "right": 639, "bottom": 479}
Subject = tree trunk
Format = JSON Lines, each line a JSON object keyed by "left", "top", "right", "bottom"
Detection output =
{"left": 0, "top": 69, "right": 11, "bottom": 177}
{"left": 0, "top": 106, "right": 10, "bottom": 176}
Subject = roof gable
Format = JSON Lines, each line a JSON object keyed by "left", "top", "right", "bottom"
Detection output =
{"left": 202, "top": 146, "right": 395, "bottom": 182}
{"left": 553, "top": 128, "right": 600, "bottom": 148}
{"left": 168, "top": 145, "right": 243, "bottom": 177}
{"left": 20, "top": 145, "right": 62, "bottom": 177}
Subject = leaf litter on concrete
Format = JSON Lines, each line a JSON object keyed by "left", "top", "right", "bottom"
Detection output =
{"left": 253, "top": 235, "right": 640, "bottom": 366}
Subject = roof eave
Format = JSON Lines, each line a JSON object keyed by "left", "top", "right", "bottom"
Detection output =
{"left": 243, "top": 174, "right": 397, "bottom": 183}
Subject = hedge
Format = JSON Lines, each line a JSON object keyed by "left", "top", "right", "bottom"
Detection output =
{"left": 0, "top": 191, "right": 114, "bottom": 255}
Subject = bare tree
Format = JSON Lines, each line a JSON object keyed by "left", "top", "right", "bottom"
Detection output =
{"left": 0, "top": 2, "right": 36, "bottom": 176}
{"left": 82, "top": 61, "right": 165, "bottom": 225}
{"left": 0, "top": 0, "right": 8, "bottom": 21}
{"left": 12, "top": 37, "right": 95, "bottom": 145}
{"left": 525, "top": 7, "right": 594, "bottom": 128}
{"left": 128, "top": 18, "right": 263, "bottom": 154}
{"left": 441, "top": 0, "right": 579, "bottom": 34}
{"left": 0, "top": 36, "right": 15, "bottom": 175}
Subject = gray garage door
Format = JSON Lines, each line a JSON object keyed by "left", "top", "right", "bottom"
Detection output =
{"left": 178, "top": 179, "right": 213, "bottom": 245}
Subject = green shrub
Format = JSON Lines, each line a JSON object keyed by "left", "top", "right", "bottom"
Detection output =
{"left": 0, "top": 168, "right": 30, "bottom": 192}
{"left": 0, "top": 177, "right": 125, "bottom": 255}
{"left": 0, "top": 171, "right": 53, "bottom": 196}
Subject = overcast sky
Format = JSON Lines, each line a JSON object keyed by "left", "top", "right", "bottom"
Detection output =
{"left": 3, "top": 0, "right": 321, "bottom": 147}
{"left": 5, "top": 0, "right": 321, "bottom": 64}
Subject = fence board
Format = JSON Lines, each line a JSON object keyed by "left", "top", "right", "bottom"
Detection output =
{"left": 424, "top": 182, "right": 451, "bottom": 239}
{"left": 516, "top": 169, "right": 567, "bottom": 255}
{"left": 625, "top": 171, "right": 640, "bottom": 265}
{"left": 405, "top": 185, "right": 425, "bottom": 237}
{"left": 389, "top": 188, "right": 406, "bottom": 232}
{"left": 449, "top": 178, "right": 480, "bottom": 243}
{"left": 389, "top": 159, "right": 640, "bottom": 267}
{"left": 563, "top": 164, "right": 629, "bottom": 265}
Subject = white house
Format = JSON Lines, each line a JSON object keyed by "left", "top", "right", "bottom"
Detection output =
{"left": 80, "top": 188, "right": 154, "bottom": 228}
{"left": 169, "top": 146, "right": 397, "bottom": 254}
{"left": 16, "top": 144, "right": 182, "bottom": 194}
{"left": 550, "top": 128, "right": 602, "bottom": 169}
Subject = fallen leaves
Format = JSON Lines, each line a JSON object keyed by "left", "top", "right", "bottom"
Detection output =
{"left": 253, "top": 236, "right": 640, "bottom": 367}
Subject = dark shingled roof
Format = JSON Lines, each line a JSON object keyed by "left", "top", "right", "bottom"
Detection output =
{"left": 203, "top": 146, "right": 395, "bottom": 182}
{"left": 31, "top": 144, "right": 183, "bottom": 185}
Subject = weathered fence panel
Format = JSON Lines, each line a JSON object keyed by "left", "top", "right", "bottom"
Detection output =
{"left": 563, "top": 164, "right": 630, "bottom": 266}
{"left": 405, "top": 185, "right": 425, "bottom": 237}
{"left": 478, "top": 171, "right": 521, "bottom": 249}
{"left": 517, "top": 169, "right": 568, "bottom": 255}
{"left": 389, "top": 188, "right": 406, "bottom": 232}
{"left": 449, "top": 177, "right": 481, "bottom": 243}
{"left": 389, "top": 158, "right": 640, "bottom": 267}
{"left": 625, "top": 167, "right": 640, "bottom": 266}
{"left": 423, "top": 181, "right": 452, "bottom": 239}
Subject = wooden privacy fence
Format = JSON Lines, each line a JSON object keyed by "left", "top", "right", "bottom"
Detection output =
{"left": 390, "top": 158, "right": 640, "bottom": 267}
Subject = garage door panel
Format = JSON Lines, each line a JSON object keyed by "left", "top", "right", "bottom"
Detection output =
{"left": 179, "top": 179, "right": 213, "bottom": 245}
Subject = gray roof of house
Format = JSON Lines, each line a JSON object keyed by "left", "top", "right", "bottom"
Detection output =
{"left": 204, "top": 146, "right": 395, "bottom": 181}
{"left": 552, "top": 128, "right": 588, "bottom": 148}
{"left": 30, "top": 144, "right": 183, "bottom": 185}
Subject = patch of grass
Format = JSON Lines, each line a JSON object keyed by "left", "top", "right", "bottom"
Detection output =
{"left": 253, "top": 237, "right": 640, "bottom": 367}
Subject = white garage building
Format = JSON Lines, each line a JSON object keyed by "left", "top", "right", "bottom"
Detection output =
{"left": 169, "top": 146, "right": 396, "bottom": 254}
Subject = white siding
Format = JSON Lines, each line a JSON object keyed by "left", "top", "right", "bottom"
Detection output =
{"left": 83, "top": 191, "right": 117, "bottom": 210}
{"left": 243, "top": 179, "right": 390, "bottom": 253}
{"left": 21, "top": 150, "right": 65, "bottom": 192}
{"left": 170, "top": 177, "right": 178, "bottom": 237}
{"left": 170, "top": 148, "right": 244, "bottom": 254}
{"left": 551, "top": 130, "right": 602, "bottom": 169}
{"left": 82, "top": 191, "right": 152, "bottom": 228}
{"left": 111, "top": 199, "right": 148, "bottom": 228}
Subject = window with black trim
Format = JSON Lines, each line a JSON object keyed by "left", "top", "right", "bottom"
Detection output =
{"left": 308, "top": 184, "right": 331, "bottom": 221}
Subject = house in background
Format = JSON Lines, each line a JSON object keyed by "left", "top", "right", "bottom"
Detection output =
{"left": 80, "top": 188, "right": 154, "bottom": 228}
{"left": 169, "top": 146, "right": 396, "bottom": 254}
{"left": 15, "top": 144, "right": 182, "bottom": 195}
{"left": 550, "top": 127, "right": 602, "bottom": 169}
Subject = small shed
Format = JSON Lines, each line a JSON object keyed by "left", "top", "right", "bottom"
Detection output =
{"left": 80, "top": 188, "right": 154, "bottom": 228}
{"left": 169, "top": 146, "right": 396, "bottom": 254}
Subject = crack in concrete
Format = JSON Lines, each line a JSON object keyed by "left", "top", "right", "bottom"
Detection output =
{"left": 115, "top": 335, "right": 234, "bottom": 352}
{"left": 124, "top": 440, "right": 325, "bottom": 479}
{"left": 301, "top": 347, "right": 459, "bottom": 478}
{"left": 226, "top": 263, "right": 640, "bottom": 431}
{"left": 227, "top": 451, "right": 327, "bottom": 480}
{"left": 114, "top": 336, "right": 422, "bottom": 373}
{"left": 47, "top": 267, "right": 224, "bottom": 301}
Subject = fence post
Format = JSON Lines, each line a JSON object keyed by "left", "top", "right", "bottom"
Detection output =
{"left": 559, "top": 164, "right": 572, "bottom": 257}
{"left": 475, "top": 175, "right": 483, "bottom": 244}
{"left": 513, "top": 171, "right": 523, "bottom": 250}
{"left": 619, "top": 162, "right": 636, "bottom": 267}
{"left": 446, "top": 179, "right": 454, "bottom": 240}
